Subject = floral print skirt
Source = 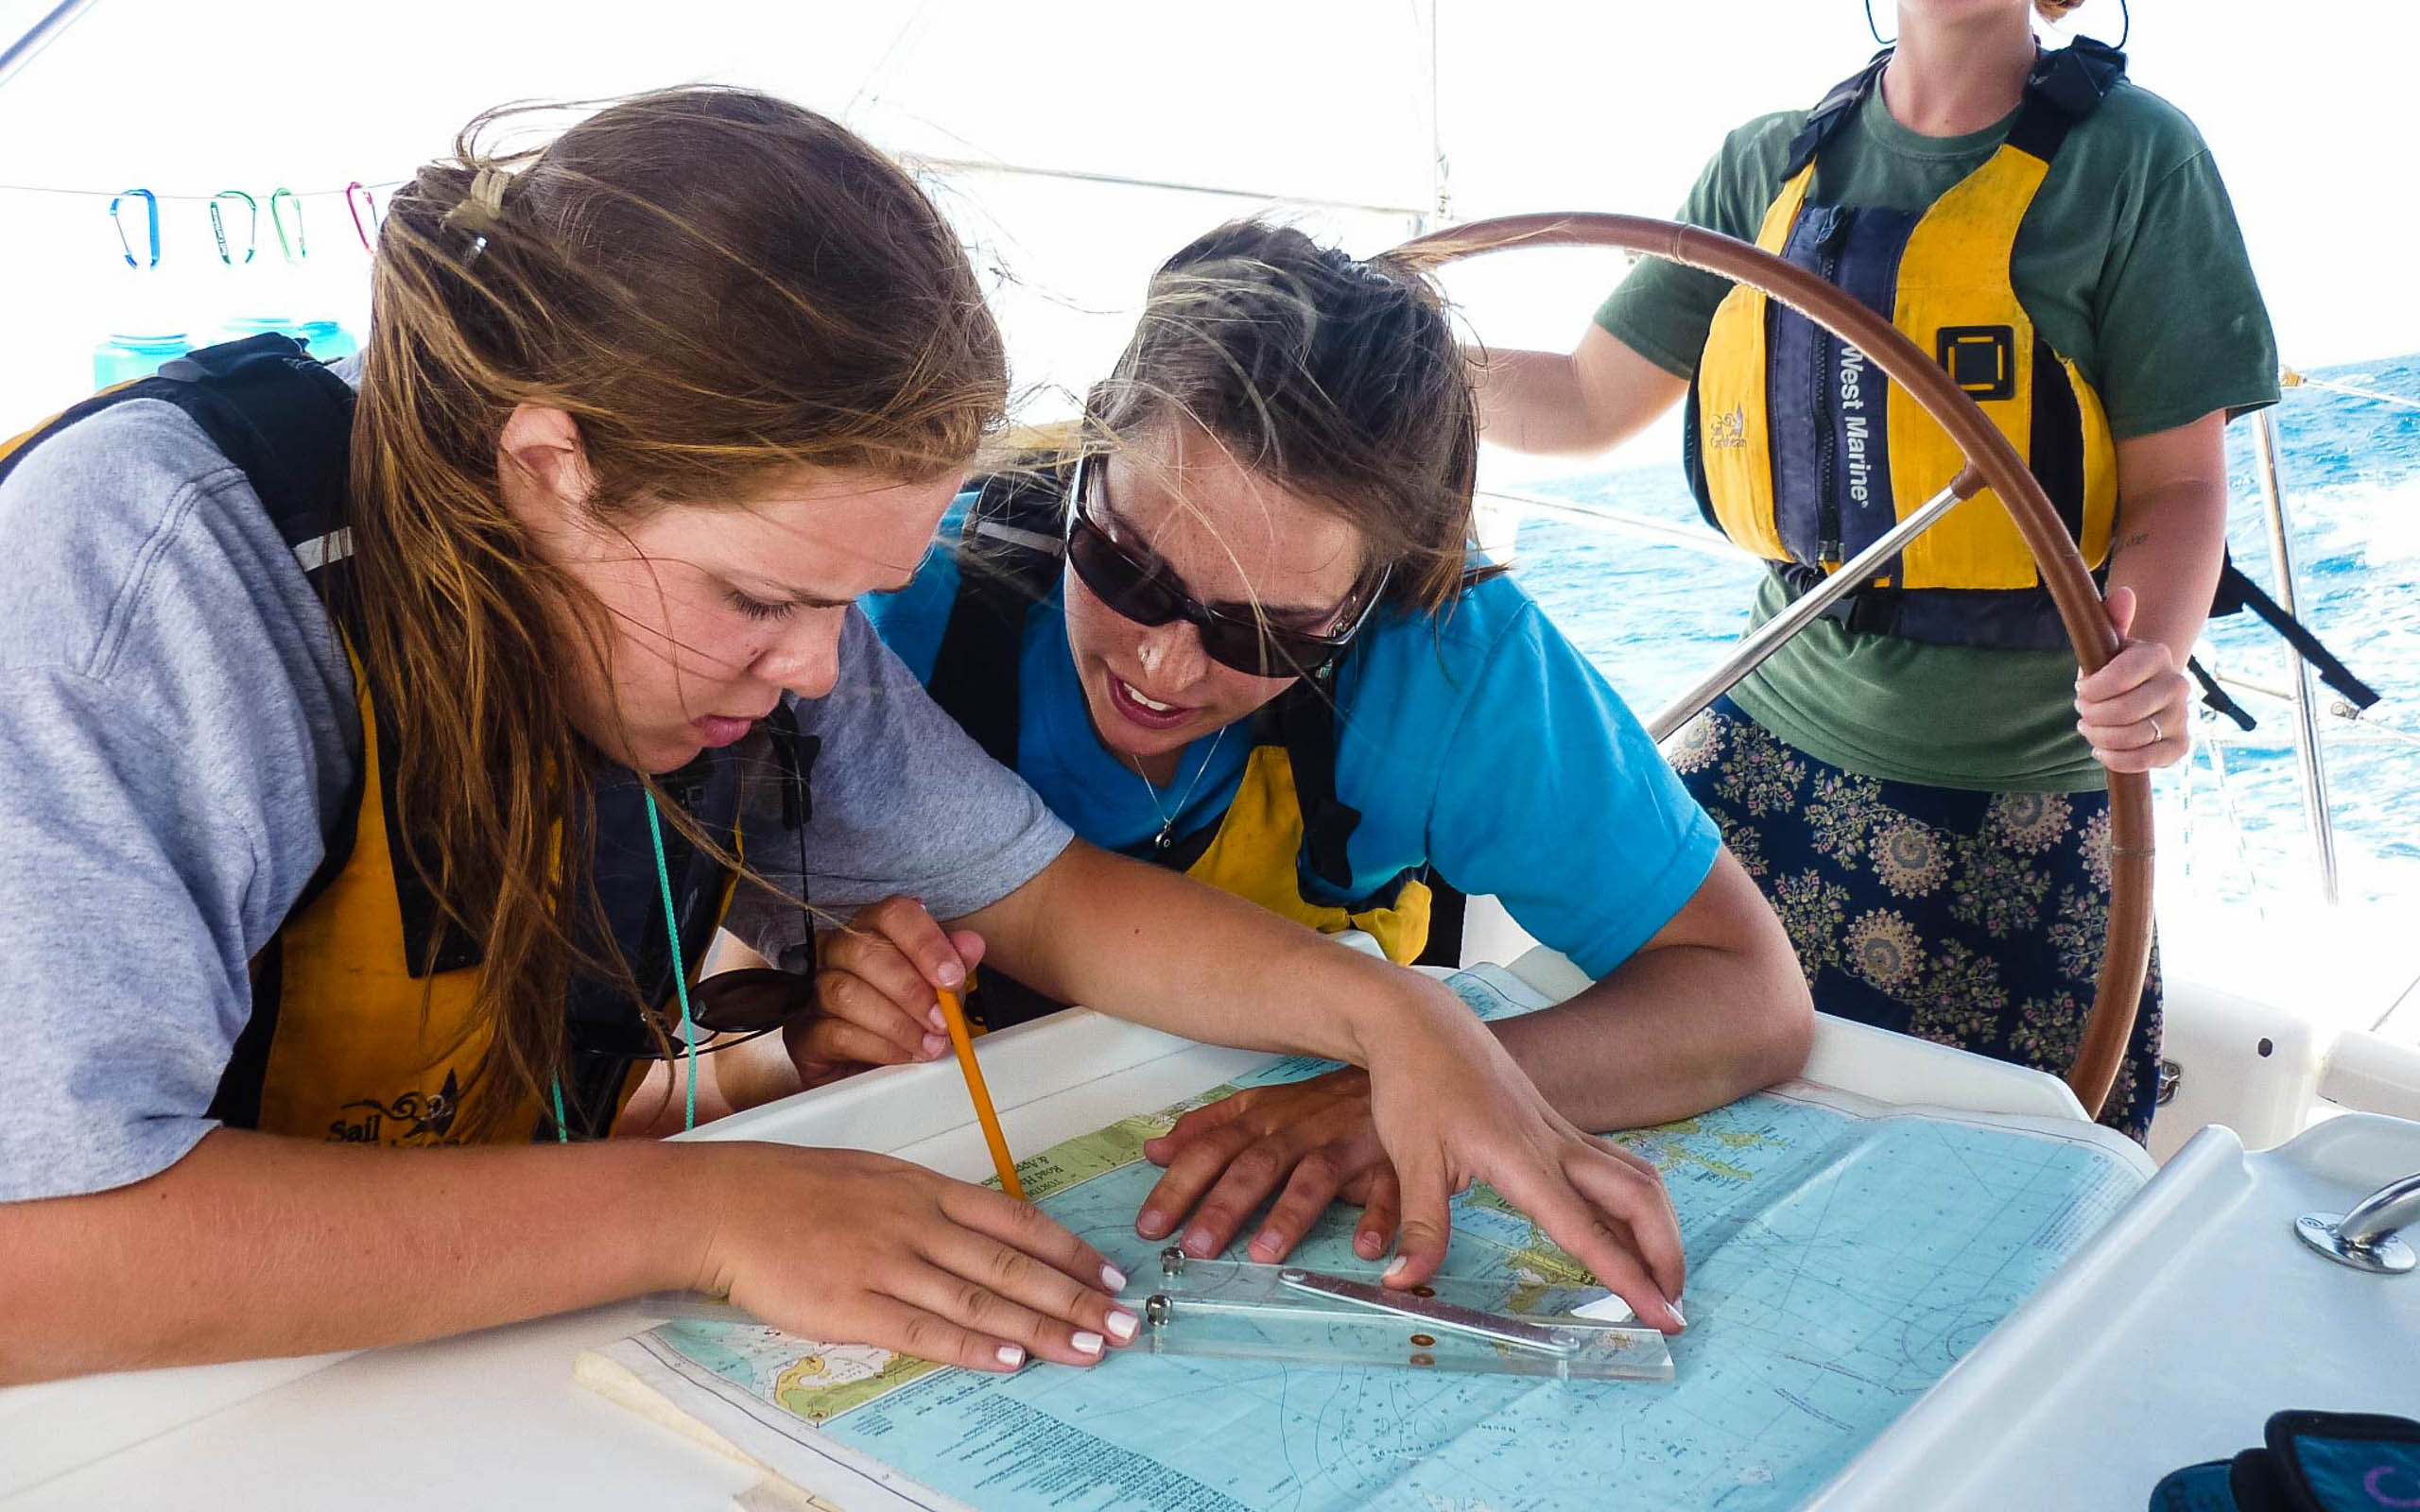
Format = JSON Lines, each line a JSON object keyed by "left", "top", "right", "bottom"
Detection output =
{"left": 1670, "top": 697, "right": 2161, "bottom": 1142}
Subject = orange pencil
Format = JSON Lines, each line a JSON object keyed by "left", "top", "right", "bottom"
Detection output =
{"left": 936, "top": 986, "right": 1025, "bottom": 1201}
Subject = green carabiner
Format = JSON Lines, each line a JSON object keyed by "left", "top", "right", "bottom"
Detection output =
{"left": 268, "top": 186, "right": 305, "bottom": 263}
{"left": 209, "top": 189, "right": 259, "bottom": 266}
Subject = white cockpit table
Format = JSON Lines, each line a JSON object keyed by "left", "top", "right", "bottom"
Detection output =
{"left": 3, "top": 949, "right": 2412, "bottom": 1510}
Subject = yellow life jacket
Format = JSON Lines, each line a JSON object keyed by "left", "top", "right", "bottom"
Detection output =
{"left": 922, "top": 466, "right": 1438, "bottom": 1029}
{"left": 0, "top": 335, "right": 804, "bottom": 1142}
{"left": 1686, "top": 40, "right": 2127, "bottom": 651}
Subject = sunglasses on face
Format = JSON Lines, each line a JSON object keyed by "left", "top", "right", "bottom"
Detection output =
{"left": 1062, "top": 453, "right": 1390, "bottom": 679}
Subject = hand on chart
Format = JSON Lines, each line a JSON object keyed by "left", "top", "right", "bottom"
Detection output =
{"left": 2075, "top": 585, "right": 2193, "bottom": 772}
{"left": 1138, "top": 1068, "right": 1400, "bottom": 1265}
{"left": 1356, "top": 987, "right": 1687, "bottom": 1333}
{"left": 786, "top": 895, "right": 984, "bottom": 1088}
{"left": 697, "top": 1145, "right": 1135, "bottom": 1372}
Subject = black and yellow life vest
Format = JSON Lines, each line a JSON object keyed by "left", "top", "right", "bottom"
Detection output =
{"left": 924, "top": 465, "right": 1444, "bottom": 1029}
{"left": 0, "top": 335, "right": 812, "bottom": 1143}
{"left": 1686, "top": 41, "right": 2127, "bottom": 651}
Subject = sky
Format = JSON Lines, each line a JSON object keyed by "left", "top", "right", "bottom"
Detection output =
{"left": 2, "top": 0, "right": 2413, "bottom": 460}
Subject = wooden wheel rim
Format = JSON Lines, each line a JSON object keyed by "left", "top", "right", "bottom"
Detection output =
{"left": 1397, "top": 213, "right": 2152, "bottom": 1118}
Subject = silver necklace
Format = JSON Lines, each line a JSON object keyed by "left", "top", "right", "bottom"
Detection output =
{"left": 1130, "top": 725, "right": 1230, "bottom": 852}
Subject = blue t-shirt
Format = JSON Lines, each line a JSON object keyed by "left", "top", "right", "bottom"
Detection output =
{"left": 866, "top": 498, "right": 1722, "bottom": 978}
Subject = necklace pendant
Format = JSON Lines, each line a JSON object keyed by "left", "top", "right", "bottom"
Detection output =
{"left": 1153, "top": 824, "right": 1174, "bottom": 852}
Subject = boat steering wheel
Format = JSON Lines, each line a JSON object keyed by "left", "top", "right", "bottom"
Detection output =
{"left": 1399, "top": 214, "right": 2152, "bottom": 1120}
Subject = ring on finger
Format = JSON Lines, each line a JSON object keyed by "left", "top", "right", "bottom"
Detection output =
{"left": 2148, "top": 714, "right": 2163, "bottom": 744}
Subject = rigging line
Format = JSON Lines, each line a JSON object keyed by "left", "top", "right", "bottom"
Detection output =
{"left": 2186, "top": 712, "right": 2270, "bottom": 924}
{"left": 900, "top": 153, "right": 1426, "bottom": 218}
{"left": 2283, "top": 370, "right": 2420, "bottom": 413}
{"left": 843, "top": 0, "right": 935, "bottom": 119}
{"left": 0, "top": 178, "right": 407, "bottom": 201}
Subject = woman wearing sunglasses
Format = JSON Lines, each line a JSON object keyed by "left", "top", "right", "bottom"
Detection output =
{"left": 0, "top": 96, "right": 1700, "bottom": 1384}
{"left": 859, "top": 221, "right": 1814, "bottom": 1269}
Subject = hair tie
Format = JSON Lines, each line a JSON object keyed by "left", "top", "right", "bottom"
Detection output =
{"left": 472, "top": 166, "right": 510, "bottom": 214}
{"left": 444, "top": 164, "right": 513, "bottom": 262}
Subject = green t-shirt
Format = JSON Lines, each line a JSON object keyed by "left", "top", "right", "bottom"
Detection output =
{"left": 1599, "top": 73, "right": 2279, "bottom": 793}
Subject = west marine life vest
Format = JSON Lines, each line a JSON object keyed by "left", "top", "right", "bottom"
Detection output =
{"left": 0, "top": 335, "right": 818, "bottom": 1143}
{"left": 1682, "top": 41, "right": 2383, "bottom": 719}
{"left": 923, "top": 465, "right": 1449, "bottom": 1029}
{"left": 1687, "top": 41, "right": 2128, "bottom": 652}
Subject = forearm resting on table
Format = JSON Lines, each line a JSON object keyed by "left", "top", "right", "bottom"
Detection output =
{"left": 964, "top": 842, "right": 1456, "bottom": 1068}
{"left": 1496, "top": 850, "right": 1814, "bottom": 1132}
{"left": 0, "top": 1129, "right": 710, "bottom": 1383}
{"left": 1494, "top": 948, "right": 1811, "bottom": 1133}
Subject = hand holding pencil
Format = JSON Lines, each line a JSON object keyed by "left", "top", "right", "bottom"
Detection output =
{"left": 790, "top": 895, "right": 1026, "bottom": 1195}
{"left": 633, "top": 894, "right": 1118, "bottom": 1376}
{"left": 787, "top": 896, "right": 991, "bottom": 1084}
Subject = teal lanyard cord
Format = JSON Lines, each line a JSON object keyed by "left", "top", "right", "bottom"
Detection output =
{"left": 643, "top": 787, "right": 700, "bottom": 1133}
{"left": 549, "top": 788, "right": 698, "bottom": 1142}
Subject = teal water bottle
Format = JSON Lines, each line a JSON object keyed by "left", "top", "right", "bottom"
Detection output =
{"left": 91, "top": 332, "right": 190, "bottom": 388}
{"left": 295, "top": 319, "right": 359, "bottom": 365}
{"left": 219, "top": 316, "right": 362, "bottom": 365}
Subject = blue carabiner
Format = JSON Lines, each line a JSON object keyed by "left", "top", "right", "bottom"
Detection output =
{"left": 110, "top": 187, "right": 160, "bottom": 269}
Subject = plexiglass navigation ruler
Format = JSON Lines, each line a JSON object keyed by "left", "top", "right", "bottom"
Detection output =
{"left": 1135, "top": 1247, "right": 1674, "bottom": 1382}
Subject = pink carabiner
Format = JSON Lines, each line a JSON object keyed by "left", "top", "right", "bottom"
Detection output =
{"left": 345, "top": 181, "right": 380, "bottom": 250}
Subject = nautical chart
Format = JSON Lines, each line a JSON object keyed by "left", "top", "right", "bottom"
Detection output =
{"left": 584, "top": 966, "right": 2152, "bottom": 1511}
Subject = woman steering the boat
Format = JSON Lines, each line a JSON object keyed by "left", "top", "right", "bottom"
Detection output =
{"left": 0, "top": 91, "right": 1698, "bottom": 1385}
{"left": 855, "top": 220, "right": 1814, "bottom": 1269}
{"left": 1476, "top": 0, "right": 2277, "bottom": 1140}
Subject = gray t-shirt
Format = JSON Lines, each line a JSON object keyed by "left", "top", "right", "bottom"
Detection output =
{"left": 0, "top": 397, "right": 1071, "bottom": 1202}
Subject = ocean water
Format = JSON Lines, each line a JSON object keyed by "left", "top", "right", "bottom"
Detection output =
{"left": 1508, "top": 354, "right": 2420, "bottom": 910}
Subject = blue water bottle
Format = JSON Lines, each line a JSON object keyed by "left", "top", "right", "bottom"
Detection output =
{"left": 295, "top": 318, "right": 359, "bottom": 365}
{"left": 219, "top": 315, "right": 361, "bottom": 365}
{"left": 91, "top": 332, "right": 191, "bottom": 388}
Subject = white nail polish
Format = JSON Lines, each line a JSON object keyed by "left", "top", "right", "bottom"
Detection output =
{"left": 1073, "top": 1331, "right": 1104, "bottom": 1355}
{"left": 1381, "top": 1254, "right": 1409, "bottom": 1283}
{"left": 1101, "top": 1263, "right": 1129, "bottom": 1292}
{"left": 1106, "top": 1310, "right": 1137, "bottom": 1342}
{"left": 1668, "top": 1297, "right": 1688, "bottom": 1330}
{"left": 994, "top": 1344, "right": 1024, "bottom": 1368}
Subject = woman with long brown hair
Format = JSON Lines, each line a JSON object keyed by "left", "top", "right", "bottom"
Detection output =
{"left": 0, "top": 88, "right": 1685, "bottom": 1385}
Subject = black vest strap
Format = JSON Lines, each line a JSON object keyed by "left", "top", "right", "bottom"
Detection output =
{"left": 1783, "top": 41, "right": 2126, "bottom": 180}
{"left": 2209, "top": 558, "right": 2380, "bottom": 713}
{"left": 0, "top": 334, "right": 356, "bottom": 548}
{"left": 2184, "top": 655, "right": 2258, "bottom": 732}
{"left": 1784, "top": 50, "right": 1892, "bottom": 176}
{"left": 2004, "top": 39, "right": 2126, "bottom": 162}
{"left": 151, "top": 335, "right": 358, "bottom": 546}
{"left": 926, "top": 468, "right": 1066, "bottom": 768}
